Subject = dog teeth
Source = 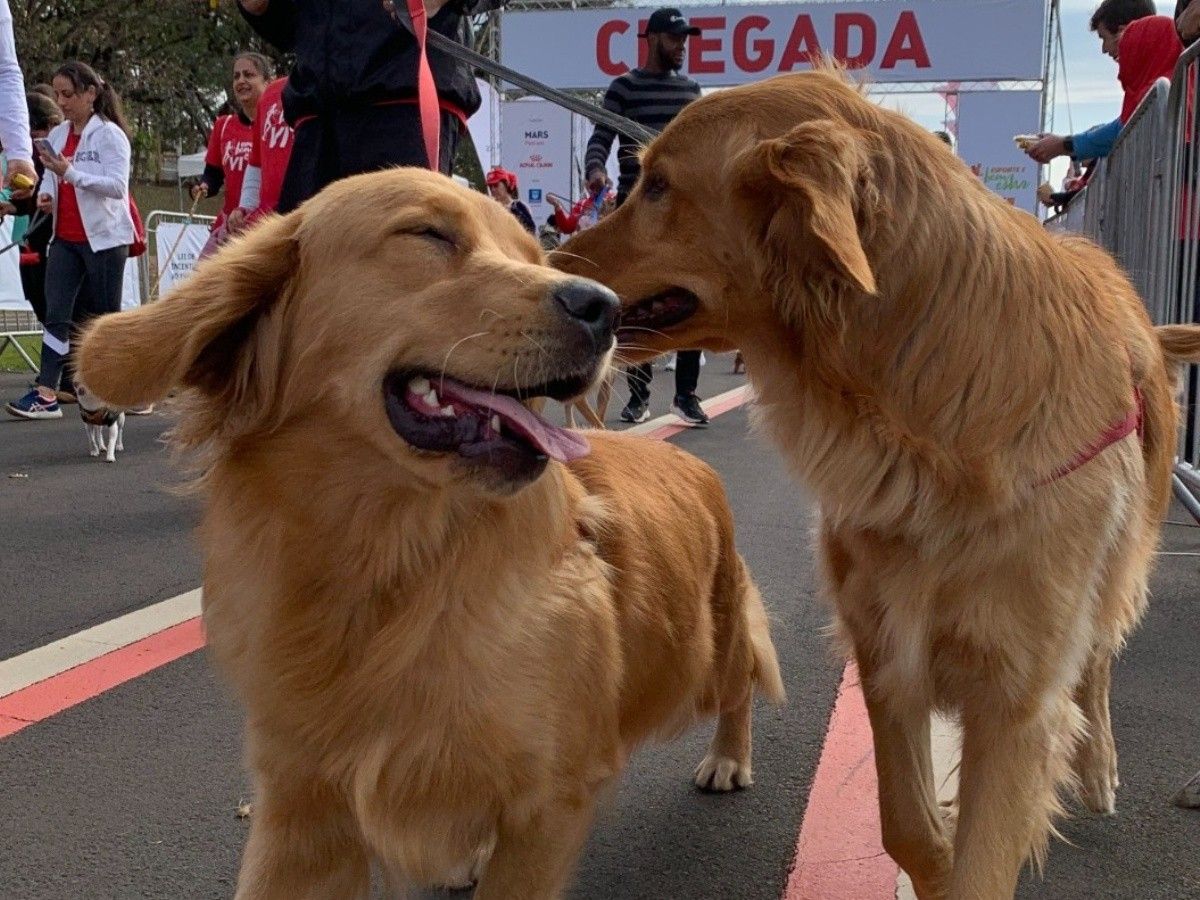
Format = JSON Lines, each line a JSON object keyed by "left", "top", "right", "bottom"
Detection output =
{"left": 409, "top": 376, "right": 431, "bottom": 395}
{"left": 490, "top": 415, "right": 501, "bottom": 433}
{"left": 423, "top": 389, "right": 439, "bottom": 407}
{"left": 439, "top": 405, "right": 455, "bottom": 417}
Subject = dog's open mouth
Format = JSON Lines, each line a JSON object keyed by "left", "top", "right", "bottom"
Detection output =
{"left": 618, "top": 289, "right": 699, "bottom": 340}
{"left": 384, "top": 372, "right": 591, "bottom": 476}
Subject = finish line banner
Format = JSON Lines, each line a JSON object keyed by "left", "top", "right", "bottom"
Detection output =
{"left": 501, "top": 0, "right": 1047, "bottom": 90}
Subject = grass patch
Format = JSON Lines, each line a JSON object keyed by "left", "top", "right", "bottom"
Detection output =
{"left": 0, "top": 334, "right": 39, "bottom": 373}
{"left": 132, "top": 182, "right": 223, "bottom": 219}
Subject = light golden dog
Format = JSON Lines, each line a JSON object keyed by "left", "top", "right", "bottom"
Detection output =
{"left": 76, "top": 168, "right": 783, "bottom": 899}
{"left": 556, "top": 71, "right": 1200, "bottom": 898}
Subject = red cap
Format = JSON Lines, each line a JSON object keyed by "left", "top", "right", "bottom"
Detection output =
{"left": 485, "top": 167, "right": 518, "bottom": 192}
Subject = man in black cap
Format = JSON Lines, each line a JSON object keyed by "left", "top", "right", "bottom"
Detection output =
{"left": 582, "top": 7, "right": 709, "bottom": 426}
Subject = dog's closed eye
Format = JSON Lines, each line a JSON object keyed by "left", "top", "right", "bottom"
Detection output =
{"left": 395, "top": 226, "right": 458, "bottom": 252}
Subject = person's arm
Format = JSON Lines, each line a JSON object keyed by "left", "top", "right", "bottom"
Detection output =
{"left": 60, "top": 125, "right": 129, "bottom": 199}
{"left": 0, "top": 0, "right": 34, "bottom": 197}
{"left": 1070, "top": 119, "right": 1121, "bottom": 161}
{"left": 238, "top": 164, "right": 262, "bottom": 211}
{"left": 584, "top": 81, "right": 625, "bottom": 188}
{"left": 195, "top": 122, "right": 225, "bottom": 199}
{"left": 237, "top": 0, "right": 298, "bottom": 52}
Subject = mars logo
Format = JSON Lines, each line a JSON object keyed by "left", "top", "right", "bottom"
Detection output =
{"left": 525, "top": 130, "right": 549, "bottom": 140}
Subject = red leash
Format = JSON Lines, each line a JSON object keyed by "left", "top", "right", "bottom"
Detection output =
{"left": 385, "top": 0, "right": 442, "bottom": 171}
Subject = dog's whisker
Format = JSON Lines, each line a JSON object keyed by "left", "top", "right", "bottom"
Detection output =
{"left": 545, "top": 249, "right": 599, "bottom": 270}
{"left": 439, "top": 331, "right": 490, "bottom": 387}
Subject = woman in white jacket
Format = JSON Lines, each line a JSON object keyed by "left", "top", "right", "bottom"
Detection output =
{"left": 6, "top": 61, "right": 132, "bottom": 420}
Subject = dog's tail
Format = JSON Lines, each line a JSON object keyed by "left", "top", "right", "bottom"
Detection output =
{"left": 1156, "top": 324, "right": 1200, "bottom": 365}
{"left": 739, "top": 560, "right": 786, "bottom": 705}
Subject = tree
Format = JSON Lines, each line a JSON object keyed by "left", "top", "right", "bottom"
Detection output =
{"left": 14, "top": 1, "right": 287, "bottom": 176}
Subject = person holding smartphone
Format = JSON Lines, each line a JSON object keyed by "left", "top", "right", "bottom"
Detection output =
{"left": 5, "top": 61, "right": 132, "bottom": 421}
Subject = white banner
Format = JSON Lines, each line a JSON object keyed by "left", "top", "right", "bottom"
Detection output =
{"left": 501, "top": 1, "right": 1047, "bottom": 90}
{"left": 0, "top": 215, "right": 22, "bottom": 309}
{"left": 956, "top": 90, "right": 1041, "bottom": 215}
{"left": 154, "top": 222, "right": 210, "bottom": 295}
{"left": 501, "top": 100, "right": 574, "bottom": 228}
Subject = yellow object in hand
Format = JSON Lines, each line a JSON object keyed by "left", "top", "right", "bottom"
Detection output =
{"left": 10, "top": 172, "right": 34, "bottom": 190}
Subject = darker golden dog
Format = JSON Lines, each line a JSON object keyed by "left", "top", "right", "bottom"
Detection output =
{"left": 78, "top": 169, "right": 783, "bottom": 899}
{"left": 557, "top": 70, "right": 1200, "bottom": 898}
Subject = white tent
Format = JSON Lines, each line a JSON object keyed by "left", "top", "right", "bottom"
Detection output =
{"left": 177, "top": 152, "right": 206, "bottom": 179}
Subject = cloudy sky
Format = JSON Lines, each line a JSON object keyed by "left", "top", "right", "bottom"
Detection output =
{"left": 883, "top": 1, "right": 1178, "bottom": 133}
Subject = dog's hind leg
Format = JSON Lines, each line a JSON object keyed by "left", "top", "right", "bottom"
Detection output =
{"left": 86, "top": 426, "right": 101, "bottom": 457}
{"left": 694, "top": 690, "right": 754, "bottom": 791}
{"left": 1071, "top": 648, "right": 1118, "bottom": 815}
{"left": 115, "top": 412, "right": 125, "bottom": 451}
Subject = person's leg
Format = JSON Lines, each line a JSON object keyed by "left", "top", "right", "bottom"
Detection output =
{"left": 36, "top": 241, "right": 86, "bottom": 392}
{"left": 674, "top": 350, "right": 702, "bottom": 397}
{"left": 6, "top": 241, "right": 84, "bottom": 418}
{"left": 20, "top": 258, "right": 48, "bottom": 325}
{"left": 276, "top": 119, "right": 337, "bottom": 214}
{"left": 621, "top": 363, "right": 652, "bottom": 422}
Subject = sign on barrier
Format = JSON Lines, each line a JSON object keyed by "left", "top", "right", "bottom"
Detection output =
{"left": 502, "top": 99, "right": 574, "bottom": 226}
{"left": 145, "top": 211, "right": 215, "bottom": 299}
{"left": 501, "top": 0, "right": 1048, "bottom": 90}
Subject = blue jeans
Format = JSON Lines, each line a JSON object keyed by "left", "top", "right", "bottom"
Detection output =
{"left": 37, "top": 240, "right": 128, "bottom": 391}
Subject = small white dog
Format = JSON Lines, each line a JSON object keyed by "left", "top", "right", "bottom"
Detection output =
{"left": 76, "top": 383, "right": 125, "bottom": 463}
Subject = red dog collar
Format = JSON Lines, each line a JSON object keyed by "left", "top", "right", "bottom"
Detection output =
{"left": 1038, "top": 387, "right": 1145, "bottom": 486}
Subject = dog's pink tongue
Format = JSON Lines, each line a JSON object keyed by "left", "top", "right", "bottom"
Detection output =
{"left": 438, "top": 381, "right": 591, "bottom": 462}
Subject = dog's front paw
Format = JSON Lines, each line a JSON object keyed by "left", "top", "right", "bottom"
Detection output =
{"left": 693, "top": 753, "right": 752, "bottom": 792}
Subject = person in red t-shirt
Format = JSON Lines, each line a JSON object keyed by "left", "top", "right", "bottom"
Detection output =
{"left": 192, "top": 52, "right": 270, "bottom": 240}
{"left": 229, "top": 76, "right": 293, "bottom": 231}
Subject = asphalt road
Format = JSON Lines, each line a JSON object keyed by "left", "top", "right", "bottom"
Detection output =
{"left": 1, "top": 360, "right": 1198, "bottom": 899}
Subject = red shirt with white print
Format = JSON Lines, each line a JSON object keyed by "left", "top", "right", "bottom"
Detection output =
{"left": 248, "top": 79, "right": 294, "bottom": 217}
{"left": 205, "top": 113, "right": 253, "bottom": 225}
{"left": 54, "top": 130, "right": 88, "bottom": 243}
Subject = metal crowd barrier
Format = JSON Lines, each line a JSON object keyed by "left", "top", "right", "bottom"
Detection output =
{"left": 143, "top": 209, "right": 216, "bottom": 302}
{"left": 0, "top": 308, "right": 39, "bottom": 373}
{"left": 1042, "top": 64, "right": 1200, "bottom": 522}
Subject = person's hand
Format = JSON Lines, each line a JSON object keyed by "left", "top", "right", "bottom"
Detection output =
{"left": 547, "top": 195, "right": 563, "bottom": 211}
{"left": 38, "top": 144, "right": 69, "bottom": 177}
{"left": 191, "top": 182, "right": 209, "bottom": 201}
{"left": 227, "top": 207, "right": 248, "bottom": 232}
{"left": 586, "top": 169, "right": 607, "bottom": 194}
{"left": 238, "top": 0, "right": 270, "bottom": 14}
{"left": 1180, "top": 1, "right": 1200, "bottom": 44}
{"left": 5, "top": 158, "right": 36, "bottom": 199}
{"left": 1025, "top": 134, "right": 1068, "bottom": 164}
{"left": 36, "top": 193, "right": 52, "bottom": 214}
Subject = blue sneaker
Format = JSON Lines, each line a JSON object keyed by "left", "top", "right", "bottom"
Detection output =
{"left": 5, "top": 388, "right": 62, "bottom": 420}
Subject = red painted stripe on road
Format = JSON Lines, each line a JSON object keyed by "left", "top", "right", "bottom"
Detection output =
{"left": 639, "top": 386, "right": 751, "bottom": 441}
{"left": 0, "top": 618, "right": 205, "bottom": 740}
{"left": 783, "top": 662, "right": 897, "bottom": 900}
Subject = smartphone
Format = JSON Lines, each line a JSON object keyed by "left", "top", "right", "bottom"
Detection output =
{"left": 33, "top": 137, "right": 57, "bottom": 158}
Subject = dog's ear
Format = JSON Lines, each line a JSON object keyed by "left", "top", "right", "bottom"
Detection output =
{"left": 731, "top": 120, "right": 877, "bottom": 300}
{"left": 78, "top": 212, "right": 302, "bottom": 408}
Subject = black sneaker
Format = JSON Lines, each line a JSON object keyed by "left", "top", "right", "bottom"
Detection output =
{"left": 671, "top": 393, "right": 709, "bottom": 426}
{"left": 620, "top": 400, "right": 650, "bottom": 424}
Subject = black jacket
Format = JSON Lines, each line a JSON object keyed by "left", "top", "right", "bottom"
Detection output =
{"left": 240, "top": 0, "right": 500, "bottom": 124}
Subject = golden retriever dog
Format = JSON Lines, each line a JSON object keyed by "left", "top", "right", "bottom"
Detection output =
{"left": 76, "top": 168, "right": 783, "bottom": 899}
{"left": 555, "top": 70, "right": 1200, "bottom": 898}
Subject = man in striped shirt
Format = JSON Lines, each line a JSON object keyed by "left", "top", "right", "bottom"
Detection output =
{"left": 584, "top": 7, "right": 710, "bottom": 427}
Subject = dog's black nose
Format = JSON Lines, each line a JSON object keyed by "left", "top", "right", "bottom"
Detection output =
{"left": 552, "top": 279, "right": 620, "bottom": 346}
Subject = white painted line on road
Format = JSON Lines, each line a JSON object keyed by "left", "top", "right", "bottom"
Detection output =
{"left": 0, "top": 589, "right": 202, "bottom": 698}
